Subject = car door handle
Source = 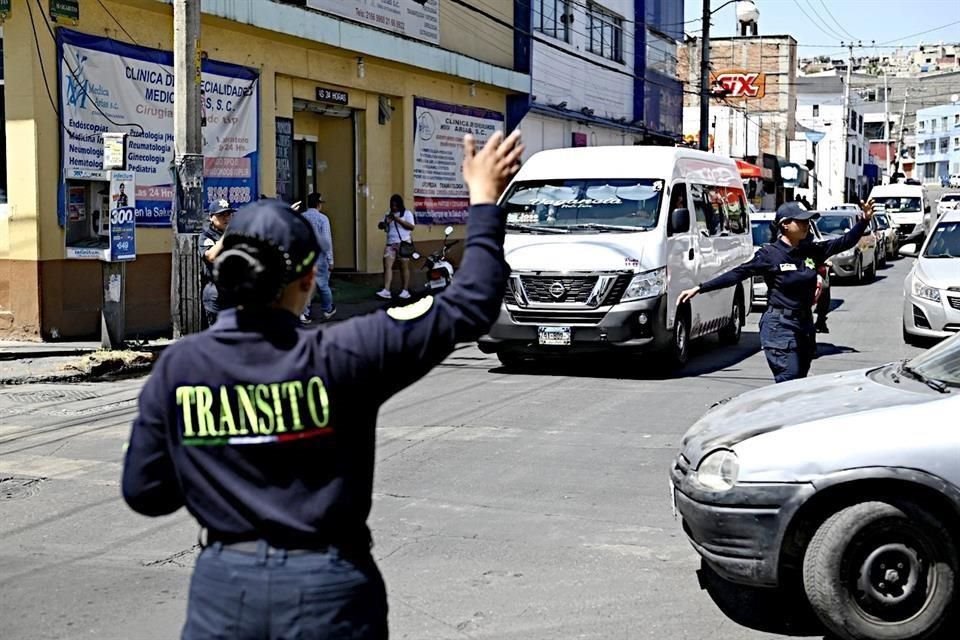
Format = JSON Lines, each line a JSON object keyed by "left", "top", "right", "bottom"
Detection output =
{"left": 688, "top": 248, "right": 695, "bottom": 261}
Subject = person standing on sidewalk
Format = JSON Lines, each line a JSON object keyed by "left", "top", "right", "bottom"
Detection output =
{"left": 677, "top": 200, "right": 875, "bottom": 383}
{"left": 199, "top": 199, "right": 235, "bottom": 327}
{"left": 299, "top": 192, "right": 336, "bottom": 324}
{"left": 376, "top": 194, "right": 416, "bottom": 300}
{"left": 121, "top": 129, "right": 524, "bottom": 640}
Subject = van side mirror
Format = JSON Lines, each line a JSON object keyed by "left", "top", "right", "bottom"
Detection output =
{"left": 669, "top": 208, "right": 690, "bottom": 235}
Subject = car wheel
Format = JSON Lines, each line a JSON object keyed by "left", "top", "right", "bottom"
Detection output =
{"left": 718, "top": 290, "right": 743, "bottom": 345}
{"left": 803, "top": 501, "right": 957, "bottom": 640}
{"left": 667, "top": 309, "right": 690, "bottom": 368}
{"left": 903, "top": 325, "right": 924, "bottom": 347}
{"left": 854, "top": 255, "right": 864, "bottom": 283}
{"left": 496, "top": 350, "right": 528, "bottom": 369}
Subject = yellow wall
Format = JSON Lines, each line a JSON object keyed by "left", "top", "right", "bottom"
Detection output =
{"left": 4, "top": 0, "right": 514, "bottom": 275}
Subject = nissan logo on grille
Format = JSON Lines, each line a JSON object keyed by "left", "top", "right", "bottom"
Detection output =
{"left": 549, "top": 281, "right": 567, "bottom": 299}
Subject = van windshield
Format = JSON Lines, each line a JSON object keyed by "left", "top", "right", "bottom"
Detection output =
{"left": 503, "top": 179, "right": 665, "bottom": 233}
{"left": 873, "top": 196, "right": 921, "bottom": 212}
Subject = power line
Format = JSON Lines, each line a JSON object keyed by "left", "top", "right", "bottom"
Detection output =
{"left": 814, "top": 0, "right": 858, "bottom": 42}
{"left": 790, "top": 0, "right": 847, "bottom": 42}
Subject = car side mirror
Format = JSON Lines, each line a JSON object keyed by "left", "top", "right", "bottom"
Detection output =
{"left": 925, "top": 205, "right": 931, "bottom": 214}
{"left": 899, "top": 243, "right": 918, "bottom": 257}
{"left": 669, "top": 208, "right": 690, "bottom": 235}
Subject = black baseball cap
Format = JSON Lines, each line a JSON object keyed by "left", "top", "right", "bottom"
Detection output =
{"left": 214, "top": 200, "right": 319, "bottom": 303}
{"left": 208, "top": 199, "right": 236, "bottom": 216}
{"left": 775, "top": 202, "right": 819, "bottom": 224}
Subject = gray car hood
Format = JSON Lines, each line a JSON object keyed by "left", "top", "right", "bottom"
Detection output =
{"left": 680, "top": 366, "right": 935, "bottom": 467}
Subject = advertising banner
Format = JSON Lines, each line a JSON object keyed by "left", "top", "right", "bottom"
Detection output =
{"left": 108, "top": 171, "right": 136, "bottom": 261}
{"left": 58, "top": 29, "right": 259, "bottom": 227}
{"left": 306, "top": 0, "right": 439, "bottom": 45}
{"left": 412, "top": 98, "right": 504, "bottom": 225}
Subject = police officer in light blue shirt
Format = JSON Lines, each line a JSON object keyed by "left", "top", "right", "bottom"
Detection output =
{"left": 678, "top": 200, "right": 876, "bottom": 383}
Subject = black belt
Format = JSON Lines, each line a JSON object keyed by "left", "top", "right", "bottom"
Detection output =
{"left": 203, "top": 530, "right": 370, "bottom": 557}
{"left": 767, "top": 305, "right": 812, "bottom": 319}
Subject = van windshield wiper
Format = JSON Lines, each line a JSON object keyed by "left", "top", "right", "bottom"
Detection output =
{"left": 505, "top": 223, "right": 569, "bottom": 234}
{"left": 900, "top": 362, "right": 951, "bottom": 393}
{"left": 563, "top": 223, "right": 647, "bottom": 232}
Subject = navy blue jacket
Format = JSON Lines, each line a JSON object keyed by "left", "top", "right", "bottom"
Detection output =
{"left": 122, "top": 204, "right": 508, "bottom": 548}
{"left": 699, "top": 218, "right": 869, "bottom": 310}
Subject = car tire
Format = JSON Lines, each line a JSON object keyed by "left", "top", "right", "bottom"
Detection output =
{"left": 667, "top": 309, "right": 690, "bottom": 368}
{"left": 718, "top": 289, "right": 743, "bottom": 345}
{"left": 496, "top": 350, "right": 528, "bottom": 369}
{"left": 802, "top": 501, "right": 958, "bottom": 640}
{"left": 903, "top": 325, "right": 924, "bottom": 347}
{"left": 853, "top": 255, "right": 864, "bottom": 283}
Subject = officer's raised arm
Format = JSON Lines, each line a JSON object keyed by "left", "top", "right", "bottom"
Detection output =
{"left": 813, "top": 198, "right": 876, "bottom": 260}
{"left": 324, "top": 131, "right": 523, "bottom": 399}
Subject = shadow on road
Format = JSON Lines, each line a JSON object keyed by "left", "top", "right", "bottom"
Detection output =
{"left": 488, "top": 332, "right": 763, "bottom": 380}
{"left": 814, "top": 342, "right": 860, "bottom": 359}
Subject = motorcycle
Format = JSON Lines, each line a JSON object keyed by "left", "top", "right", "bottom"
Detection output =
{"left": 421, "top": 226, "right": 458, "bottom": 292}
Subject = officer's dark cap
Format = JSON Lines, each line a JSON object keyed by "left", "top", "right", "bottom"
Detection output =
{"left": 775, "top": 202, "right": 819, "bottom": 224}
{"left": 214, "top": 199, "right": 319, "bottom": 294}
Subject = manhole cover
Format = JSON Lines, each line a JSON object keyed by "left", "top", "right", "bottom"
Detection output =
{"left": 3, "top": 389, "right": 98, "bottom": 404}
{"left": 0, "top": 476, "right": 46, "bottom": 500}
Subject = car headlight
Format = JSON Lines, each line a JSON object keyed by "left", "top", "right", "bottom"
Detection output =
{"left": 912, "top": 276, "right": 941, "bottom": 302}
{"left": 694, "top": 449, "right": 739, "bottom": 492}
{"left": 622, "top": 267, "right": 666, "bottom": 302}
{"left": 836, "top": 247, "right": 856, "bottom": 259}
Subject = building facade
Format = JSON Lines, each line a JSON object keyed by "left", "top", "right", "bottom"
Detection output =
{"left": 915, "top": 103, "right": 960, "bottom": 183}
{"left": 0, "top": 0, "right": 530, "bottom": 339}
{"left": 791, "top": 76, "right": 869, "bottom": 208}
{"left": 520, "top": 0, "right": 683, "bottom": 156}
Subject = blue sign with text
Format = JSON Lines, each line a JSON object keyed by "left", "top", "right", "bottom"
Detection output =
{"left": 109, "top": 207, "right": 137, "bottom": 261}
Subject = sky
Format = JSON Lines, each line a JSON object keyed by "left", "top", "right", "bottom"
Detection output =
{"left": 683, "top": 0, "right": 960, "bottom": 58}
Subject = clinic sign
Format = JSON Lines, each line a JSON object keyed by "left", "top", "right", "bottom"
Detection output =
{"left": 413, "top": 98, "right": 504, "bottom": 225}
{"left": 57, "top": 29, "right": 260, "bottom": 227}
{"left": 714, "top": 71, "right": 766, "bottom": 99}
{"left": 306, "top": 0, "right": 439, "bottom": 45}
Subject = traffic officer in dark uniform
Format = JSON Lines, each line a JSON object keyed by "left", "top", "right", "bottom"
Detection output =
{"left": 199, "top": 199, "right": 236, "bottom": 327}
{"left": 678, "top": 200, "right": 875, "bottom": 383}
{"left": 121, "top": 130, "right": 524, "bottom": 639}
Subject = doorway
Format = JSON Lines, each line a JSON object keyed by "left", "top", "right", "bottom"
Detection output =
{"left": 292, "top": 138, "right": 316, "bottom": 208}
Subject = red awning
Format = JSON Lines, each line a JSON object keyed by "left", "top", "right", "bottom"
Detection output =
{"left": 735, "top": 159, "right": 763, "bottom": 179}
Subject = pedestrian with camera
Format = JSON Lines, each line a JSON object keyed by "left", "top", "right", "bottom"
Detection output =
{"left": 121, "top": 129, "right": 523, "bottom": 639}
{"left": 376, "top": 194, "right": 416, "bottom": 300}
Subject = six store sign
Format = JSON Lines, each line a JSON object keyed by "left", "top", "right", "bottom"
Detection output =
{"left": 57, "top": 29, "right": 260, "bottom": 227}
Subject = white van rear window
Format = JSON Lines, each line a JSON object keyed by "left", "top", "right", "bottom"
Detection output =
{"left": 503, "top": 179, "right": 664, "bottom": 233}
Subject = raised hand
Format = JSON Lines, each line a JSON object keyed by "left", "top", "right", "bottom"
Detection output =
{"left": 859, "top": 198, "right": 876, "bottom": 221}
{"left": 462, "top": 130, "right": 524, "bottom": 205}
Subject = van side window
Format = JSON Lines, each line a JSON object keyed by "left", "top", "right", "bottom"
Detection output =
{"left": 722, "top": 187, "right": 747, "bottom": 234}
{"left": 691, "top": 183, "right": 723, "bottom": 236}
{"left": 669, "top": 183, "right": 688, "bottom": 212}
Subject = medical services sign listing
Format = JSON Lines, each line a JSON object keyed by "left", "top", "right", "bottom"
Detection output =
{"left": 58, "top": 30, "right": 259, "bottom": 227}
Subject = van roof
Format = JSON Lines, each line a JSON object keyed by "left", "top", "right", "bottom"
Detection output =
{"left": 869, "top": 183, "right": 926, "bottom": 196}
{"left": 515, "top": 146, "right": 741, "bottom": 183}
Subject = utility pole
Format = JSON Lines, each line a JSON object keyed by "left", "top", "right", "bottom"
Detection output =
{"left": 882, "top": 70, "right": 890, "bottom": 181}
{"left": 172, "top": 0, "right": 204, "bottom": 337}
{"left": 840, "top": 41, "right": 854, "bottom": 202}
{"left": 892, "top": 87, "right": 910, "bottom": 180}
{"left": 699, "top": 0, "right": 711, "bottom": 151}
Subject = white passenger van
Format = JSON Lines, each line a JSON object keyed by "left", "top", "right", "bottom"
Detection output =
{"left": 868, "top": 183, "right": 930, "bottom": 240}
{"left": 478, "top": 146, "right": 755, "bottom": 367}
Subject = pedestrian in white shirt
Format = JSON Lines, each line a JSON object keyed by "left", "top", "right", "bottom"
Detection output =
{"left": 300, "top": 192, "right": 336, "bottom": 323}
{"left": 376, "top": 194, "right": 416, "bottom": 299}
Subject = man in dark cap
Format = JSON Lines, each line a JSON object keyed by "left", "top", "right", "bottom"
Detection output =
{"left": 678, "top": 199, "right": 875, "bottom": 382}
{"left": 121, "top": 130, "right": 524, "bottom": 639}
{"left": 199, "top": 199, "right": 236, "bottom": 326}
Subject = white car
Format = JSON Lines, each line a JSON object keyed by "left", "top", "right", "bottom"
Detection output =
{"left": 829, "top": 203, "right": 863, "bottom": 212}
{"left": 901, "top": 208, "right": 960, "bottom": 344}
{"left": 937, "top": 192, "right": 960, "bottom": 216}
{"left": 950, "top": 174, "right": 960, "bottom": 188}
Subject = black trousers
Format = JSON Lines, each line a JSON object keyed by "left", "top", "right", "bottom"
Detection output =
{"left": 182, "top": 541, "right": 388, "bottom": 640}
{"left": 759, "top": 308, "right": 817, "bottom": 383}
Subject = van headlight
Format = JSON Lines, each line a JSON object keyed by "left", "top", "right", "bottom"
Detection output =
{"left": 622, "top": 267, "right": 666, "bottom": 302}
{"left": 694, "top": 449, "right": 739, "bottom": 491}
{"left": 912, "top": 276, "right": 941, "bottom": 302}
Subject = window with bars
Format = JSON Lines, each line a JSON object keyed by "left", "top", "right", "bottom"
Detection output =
{"left": 587, "top": 3, "right": 624, "bottom": 63}
{"left": 534, "top": 0, "right": 572, "bottom": 42}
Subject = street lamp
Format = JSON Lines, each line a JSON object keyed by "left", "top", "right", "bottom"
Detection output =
{"left": 699, "top": 1, "right": 760, "bottom": 151}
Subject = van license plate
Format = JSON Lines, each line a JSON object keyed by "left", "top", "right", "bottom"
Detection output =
{"left": 538, "top": 326, "right": 571, "bottom": 346}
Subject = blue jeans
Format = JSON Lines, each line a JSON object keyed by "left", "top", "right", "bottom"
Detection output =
{"left": 182, "top": 542, "right": 388, "bottom": 640}
{"left": 306, "top": 261, "right": 334, "bottom": 315}
{"left": 759, "top": 308, "right": 817, "bottom": 383}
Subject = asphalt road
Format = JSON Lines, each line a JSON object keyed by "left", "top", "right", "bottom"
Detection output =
{"left": 0, "top": 255, "right": 929, "bottom": 640}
